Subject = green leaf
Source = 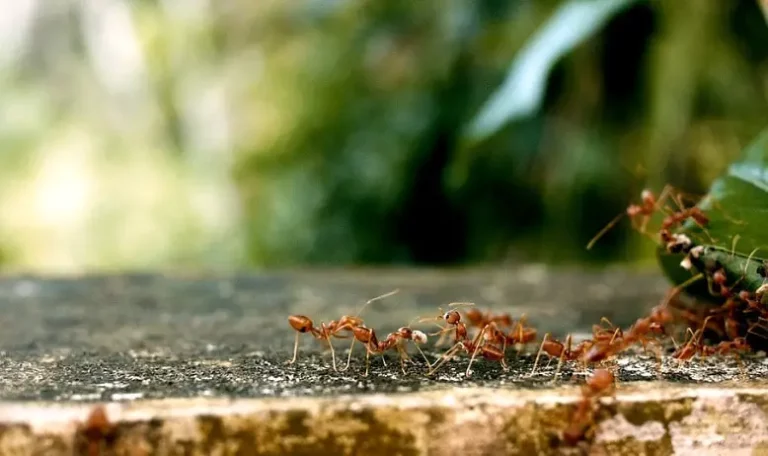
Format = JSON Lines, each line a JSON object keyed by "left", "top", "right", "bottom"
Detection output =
{"left": 657, "top": 128, "right": 768, "bottom": 296}
{"left": 463, "top": 0, "right": 639, "bottom": 143}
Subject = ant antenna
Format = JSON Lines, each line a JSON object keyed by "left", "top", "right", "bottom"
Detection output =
{"left": 530, "top": 333, "right": 549, "bottom": 376}
{"left": 730, "top": 235, "right": 741, "bottom": 261}
{"left": 552, "top": 334, "right": 571, "bottom": 384}
{"left": 448, "top": 302, "right": 476, "bottom": 310}
{"left": 744, "top": 246, "right": 767, "bottom": 277}
{"left": 654, "top": 184, "right": 674, "bottom": 212}
{"left": 586, "top": 212, "right": 625, "bottom": 250}
{"left": 661, "top": 273, "right": 704, "bottom": 308}
{"left": 354, "top": 288, "right": 400, "bottom": 317}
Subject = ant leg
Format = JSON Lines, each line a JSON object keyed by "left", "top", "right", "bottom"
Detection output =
{"left": 466, "top": 326, "right": 489, "bottom": 377}
{"left": 654, "top": 185, "right": 673, "bottom": 213}
{"left": 530, "top": 333, "right": 550, "bottom": 376}
{"left": 341, "top": 339, "right": 356, "bottom": 371}
{"left": 427, "top": 343, "right": 462, "bottom": 376}
{"left": 286, "top": 332, "right": 300, "bottom": 365}
{"left": 363, "top": 346, "right": 371, "bottom": 377}
{"left": 328, "top": 339, "right": 338, "bottom": 372}
{"left": 552, "top": 334, "right": 571, "bottom": 384}
{"left": 397, "top": 345, "right": 407, "bottom": 375}
{"left": 502, "top": 333, "right": 508, "bottom": 358}
{"left": 428, "top": 324, "right": 451, "bottom": 347}
{"left": 652, "top": 342, "right": 664, "bottom": 379}
{"left": 515, "top": 316, "right": 527, "bottom": 358}
{"left": 412, "top": 342, "right": 433, "bottom": 369}
{"left": 608, "top": 328, "right": 621, "bottom": 346}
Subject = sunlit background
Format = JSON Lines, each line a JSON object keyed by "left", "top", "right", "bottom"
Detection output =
{"left": 1, "top": 0, "right": 767, "bottom": 273}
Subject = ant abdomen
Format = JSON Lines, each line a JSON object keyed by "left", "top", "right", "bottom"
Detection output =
{"left": 288, "top": 315, "right": 314, "bottom": 333}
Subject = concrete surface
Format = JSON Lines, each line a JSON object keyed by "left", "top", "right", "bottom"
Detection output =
{"left": 0, "top": 266, "right": 766, "bottom": 455}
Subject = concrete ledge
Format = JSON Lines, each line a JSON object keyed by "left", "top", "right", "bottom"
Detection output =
{"left": 2, "top": 383, "right": 768, "bottom": 455}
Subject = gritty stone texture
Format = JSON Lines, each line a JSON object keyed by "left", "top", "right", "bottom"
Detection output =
{"left": 0, "top": 267, "right": 766, "bottom": 454}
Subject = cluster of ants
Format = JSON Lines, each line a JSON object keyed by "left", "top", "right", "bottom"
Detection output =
{"left": 286, "top": 185, "right": 765, "bottom": 447}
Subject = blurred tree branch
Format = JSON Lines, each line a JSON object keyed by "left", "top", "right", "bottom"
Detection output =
{"left": 760, "top": 0, "right": 768, "bottom": 23}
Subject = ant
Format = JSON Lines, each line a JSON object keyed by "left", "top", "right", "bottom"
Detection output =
{"left": 427, "top": 323, "right": 507, "bottom": 378}
{"left": 351, "top": 325, "right": 431, "bottom": 376}
{"left": 506, "top": 314, "right": 538, "bottom": 354}
{"left": 619, "top": 305, "right": 673, "bottom": 357}
{"left": 286, "top": 289, "right": 399, "bottom": 370}
{"left": 471, "top": 315, "right": 536, "bottom": 362}
{"left": 530, "top": 334, "right": 594, "bottom": 381}
{"left": 672, "top": 316, "right": 712, "bottom": 363}
{"left": 700, "top": 337, "right": 750, "bottom": 358}
{"left": 418, "top": 303, "right": 474, "bottom": 348}
{"left": 587, "top": 185, "right": 711, "bottom": 251}
{"left": 586, "top": 187, "right": 676, "bottom": 250}
{"left": 75, "top": 405, "right": 117, "bottom": 456}
{"left": 464, "top": 308, "right": 515, "bottom": 337}
{"left": 561, "top": 369, "right": 616, "bottom": 447}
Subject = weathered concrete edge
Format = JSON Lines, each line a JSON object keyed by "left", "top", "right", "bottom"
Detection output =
{"left": 2, "top": 383, "right": 768, "bottom": 455}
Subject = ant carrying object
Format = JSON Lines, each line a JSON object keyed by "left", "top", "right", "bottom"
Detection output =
{"left": 350, "top": 325, "right": 431, "bottom": 376}
{"left": 286, "top": 289, "right": 400, "bottom": 371}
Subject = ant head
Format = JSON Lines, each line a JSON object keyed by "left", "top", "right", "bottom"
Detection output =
{"left": 713, "top": 269, "right": 727, "bottom": 285}
{"left": 443, "top": 310, "right": 461, "bottom": 325}
{"left": 411, "top": 330, "right": 428, "bottom": 345}
{"left": 397, "top": 327, "right": 413, "bottom": 339}
{"left": 739, "top": 290, "right": 752, "bottom": 301}
{"left": 288, "top": 315, "right": 313, "bottom": 333}
{"left": 640, "top": 189, "right": 655, "bottom": 203}
{"left": 626, "top": 204, "right": 642, "bottom": 217}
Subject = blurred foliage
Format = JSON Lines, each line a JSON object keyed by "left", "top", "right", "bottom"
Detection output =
{"left": 0, "top": 0, "right": 767, "bottom": 272}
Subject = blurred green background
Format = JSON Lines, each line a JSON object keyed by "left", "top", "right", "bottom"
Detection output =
{"left": 0, "top": 0, "right": 767, "bottom": 273}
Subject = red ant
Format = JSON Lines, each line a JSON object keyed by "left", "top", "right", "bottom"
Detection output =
{"left": 419, "top": 303, "right": 474, "bottom": 348}
{"left": 75, "top": 405, "right": 116, "bottom": 456}
{"left": 587, "top": 186, "right": 710, "bottom": 250}
{"left": 286, "top": 289, "right": 399, "bottom": 370}
{"left": 586, "top": 187, "right": 682, "bottom": 250}
{"left": 472, "top": 315, "right": 536, "bottom": 361}
{"left": 672, "top": 316, "right": 712, "bottom": 363}
{"left": 426, "top": 322, "right": 507, "bottom": 377}
{"left": 464, "top": 308, "right": 515, "bottom": 337}
{"left": 351, "top": 325, "right": 431, "bottom": 376}
{"left": 427, "top": 338, "right": 506, "bottom": 378}
{"left": 700, "top": 337, "right": 750, "bottom": 357}
{"left": 506, "top": 315, "right": 538, "bottom": 351}
{"left": 530, "top": 334, "right": 594, "bottom": 381}
{"left": 562, "top": 368, "right": 615, "bottom": 446}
